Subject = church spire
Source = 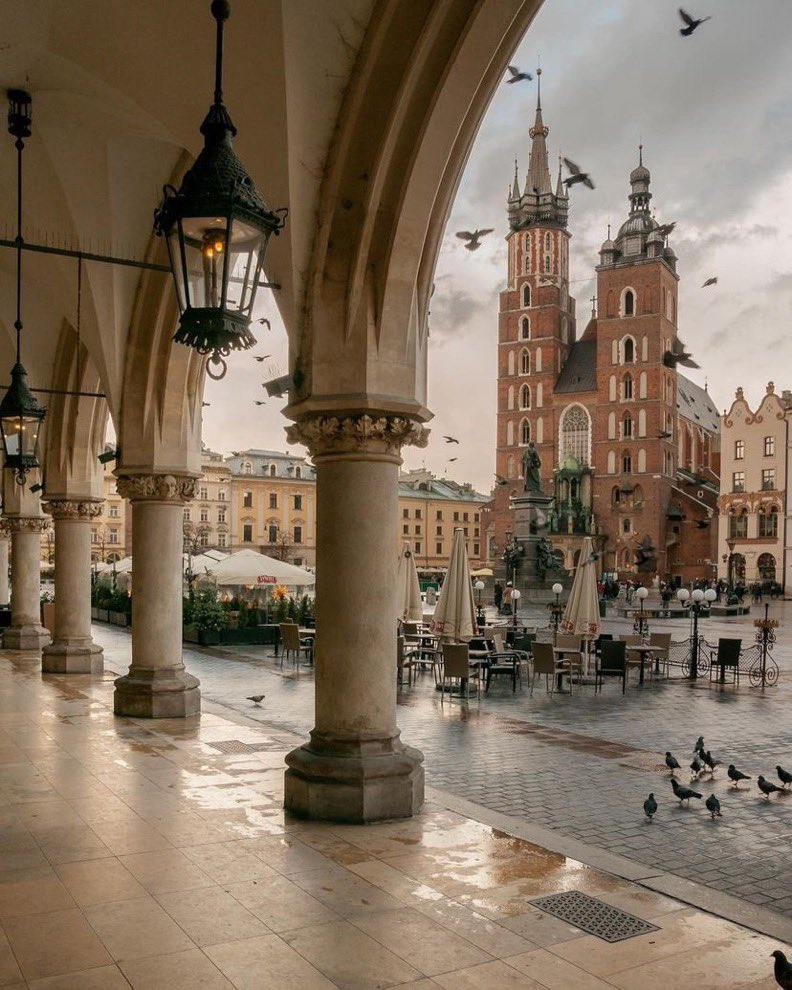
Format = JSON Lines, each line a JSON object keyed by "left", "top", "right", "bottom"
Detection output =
{"left": 511, "top": 158, "right": 520, "bottom": 201}
{"left": 555, "top": 154, "right": 565, "bottom": 198}
{"left": 526, "top": 68, "right": 552, "bottom": 196}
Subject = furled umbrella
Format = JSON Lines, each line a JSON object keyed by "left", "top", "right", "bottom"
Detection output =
{"left": 430, "top": 528, "right": 476, "bottom": 641}
{"left": 397, "top": 543, "right": 423, "bottom": 623}
{"left": 560, "top": 536, "right": 601, "bottom": 639}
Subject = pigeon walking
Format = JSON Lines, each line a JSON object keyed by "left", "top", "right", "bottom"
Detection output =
{"left": 728, "top": 765, "right": 751, "bottom": 788}
{"left": 562, "top": 157, "right": 595, "bottom": 190}
{"left": 690, "top": 755, "right": 704, "bottom": 779}
{"left": 665, "top": 752, "right": 681, "bottom": 775}
{"left": 678, "top": 8, "right": 711, "bottom": 36}
{"left": 705, "top": 795, "right": 721, "bottom": 820}
{"left": 672, "top": 779, "right": 702, "bottom": 806}
{"left": 505, "top": 65, "right": 533, "bottom": 84}
{"left": 777, "top": 766, "right": 792, "bottom": 789}
{"left": 694, "top": 736, "right": 704, "bottom": 753}
{"left": 455, "top": 229, "right": 493, "bottom": 252}
{"left": 703, "top": 750, "right": 720, "bottom": 773}
{"left": 644, "top": 793, "right": 657, "bottom": 821}
{"left": 772, "top": 949, "right": 792, "bottom": 990}
{"left": 246, "top": 695, "right": 266, "bottom": 705}
{"left": 758, "top": 775, "right": 783, "bottom": 800}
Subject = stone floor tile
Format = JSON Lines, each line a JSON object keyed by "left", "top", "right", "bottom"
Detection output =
{"left": 290, "top": 866, "right": 408, "bottom": 917}
{"left": 90, "top": 818, "right": 175, "bottom": 856}
{"left": 118, "top": 848, "right": 215, "bottom": 894}
{"left": 432, "top": 959, "right": 545, "bottom": 989}
{"left": 505, "top": 948, "right": 621, "bottom": 989}
{"left": 154, "top": 885, "right": 269, "bottom": 947}
{"left": 206, "top": 932, "right": 338, "bottom": 990}
{"left": 180, "top": 840, "right": 279, "bottom": 884}
{"left": 240, "top": 834, "right": 333, "bottom": 875}
{"left": 0, "top": 875, "right": 76, "bottom": 920}
{"left": 120, "top": 948, "right": 235, "bottom": 989}
{"left": 83, "top": 896, "right": 194, "bottom": 962}
{"left": 26, "top": 964, "right": 131, "bottom": 989}
{"left": 0, "top": 926, "right": 23, "bottom": 986}
{"left": 55, "top": 857, "right": 147, "bottom": 907}
{"left": 224, "top": 875, "right": 340, "bottom": 932}
{"left": 412, "top": 897, "right": 538, "bottom": 958}
{"left": 3, "top": 907, "right": 113, "bottom": 981}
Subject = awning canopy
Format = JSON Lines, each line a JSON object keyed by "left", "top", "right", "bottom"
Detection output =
{"left": 202, "top": 549, "right": 315, "bottom": 588}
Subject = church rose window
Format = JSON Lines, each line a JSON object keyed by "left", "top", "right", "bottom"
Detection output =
{"left": 560, "top": 405, "right": 590, "bottom": 466}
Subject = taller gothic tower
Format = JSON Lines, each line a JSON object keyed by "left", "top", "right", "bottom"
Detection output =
{"left": 492, "top": 72, "right": 576, "bottom": 560}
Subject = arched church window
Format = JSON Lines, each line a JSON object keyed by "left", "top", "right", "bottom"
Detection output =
{"left": 520, "top": 348, "right": 530, "bottom": 375}
{"left": 637, "top": 448, "right": 646, "bottom": 472}
{"left": 623, "top": 290, "right": 635, "bottom": 316}
{"left": 622, "top": 412, "right": 633, "bottom": 439}
{"left": 607, "top": 451, "right": 616, "bottom": 474}
{"left": 608, "top": 412, "right": 616, "bottom": 439}
{"left": 536, "top": 382, "right": 543, "bottom": 407}
{"left": 639, "top": 371, "right": 647, "bottom": 398}
{"left": 519, "top": 384, "right": 531, "bottom": 410}
{"left": 612, "top": 486, "right": 621, "bottom": 505}
{"left": 622, "top": 451, "right": 632, "bottom": 473}
{"left": 559, "top": 404, "right": 591, "bottom": 466}
{"left": 638, "top": 409, "right": 646, "bottom": 437}
{"left": 536, "top": 417, "right": 543, "bottom": 443}
{"left": 609, "top": 375, "right": 617, "bottom": 402}
{"left": 507, "top": 455, "right": 515, "bottom": 479}
{"left": 520, "top": 419, "right": 531, "bottom": 445}
{"left": 522, "top": 284, "right": 531, "bottom": 308}
{"left": 543, "top": 253, "right": 550, "bottom": 273}
{"left": 520, "top": 316, "right": 530, "bottom": 339}
{"left": 622, "top": 373, "right": 633, "bottom": 400}
{"left": 545, "top": 232, "right": 551, "bottom": 251}
{"left": 623, "top": 337, "right": 635, "bottom": 363}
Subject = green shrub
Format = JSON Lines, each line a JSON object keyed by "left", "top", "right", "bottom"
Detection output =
{"left": 191, "top": 589, "right": 229, "bottom": 633}
{"left": 286, "top": 597, "right": 297, "bottom": 621}
{"left": 183, "top": 596, "right": 195, "bottom": 625}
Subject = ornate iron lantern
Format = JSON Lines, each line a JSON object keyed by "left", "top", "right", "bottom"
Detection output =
{"left": 155, "top": 0, "right": 286, "bottom": 380}
{"left": 1, "top": 89, "right": 45, "bottom": 484}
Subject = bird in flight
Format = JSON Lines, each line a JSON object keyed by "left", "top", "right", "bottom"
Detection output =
{"left": 663, "top": 337, "right": 699, "bottom": 369}
{"left": 455, "top": 229, "right": 494, "bottom": 251}
{"left": 256, "top": 318, "right": 272, "bottom": 328}
{"left": 202, "top": 402, "right": 211, "bottom": 408}
{"left": 658, "top": 430, "right": 673, "bottom": 439}
{"left": 254, "top": 355, "right": 272, "bottom": 362}
{"left": 679, "top": 8, "right": 711, "bottom": 36}
{"left": 448, "top": 457, "right": 458, "bottom": 463}
{"left": 505, "top": 65, "right": 533, "bottom": 84}
{"left": 562, "top": 158, "right": 595, "bottom": 190}
{"left": 494, "top": 475, "right": 509, "bottom": 486}
{"left": 254, "top": 400, "right": 266, "bottom": 406}
{"left": 655, "top": 221, "right": 676, "bottom": 238}
{"left": 246, "top": 695, "right": 265, "bottom": 705}
{"left": 702, "top": 277, "right": 718, "bottom": 287}
{"left": 443, "top": 436, "right": 460, "bottom": 444}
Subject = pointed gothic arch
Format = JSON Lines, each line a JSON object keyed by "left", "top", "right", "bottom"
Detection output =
{"left": 519, "top": 383, "right": 531, "bottom": 409}
{"left": 522, "top": 284, "right": 531, "bottom": 308}
{"left": 520, "top": 418, "right": 531, "bottom": 445}
{"left": 559, "top": 404, "right": 591, "bottom": 466}
{"left": 520, "top": 348, "right": 530, "bottom": 375}
{"left": 520, "top": 315, "right": 530, "bottom": 339}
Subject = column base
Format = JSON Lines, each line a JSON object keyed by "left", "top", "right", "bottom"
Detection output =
{"left": 114, "top": 666, "right": 201, "bottom": 718}
{"left": 42, "top": 640, "right": 104, "bottom": 674}
{"left": 3, "top": 625, "right": 51, "bottom": 651}
{"left": 284, "top": 729, "right": 425, "bottom": 824}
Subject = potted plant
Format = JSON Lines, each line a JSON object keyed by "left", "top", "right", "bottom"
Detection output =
{"left": 191, "top": 588, "right": 228, "bottom": 645}
{"left": 40, "top": 590, "right": 55, "bottom": 630}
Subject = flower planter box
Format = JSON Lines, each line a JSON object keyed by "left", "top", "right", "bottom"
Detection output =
{"left": 41, "top": 602, "right": 56, "bottom": 630}
{"left": 109, "top": 611, "right": 128, "bottom": 627}
{"left": 97, "top": 609, "right": 110, "bottom": 623}
{"left": 91, "top": 607, "right": 99, "bottom": 621}
{"left": 199, "top": 629, "right": 221, "bottom": 646}
{"left": 183, "top": 624, "right": 200, "bottom": 644}
{"left": 220, "top": 627, "right": 267, "bottom": 646}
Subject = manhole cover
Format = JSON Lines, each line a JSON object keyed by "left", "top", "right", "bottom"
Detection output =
{"left": 206, "top": 740, "right": 274, "bottom": 755}
{"left": 531, "top": 891, "right": 659, "bottom": 942}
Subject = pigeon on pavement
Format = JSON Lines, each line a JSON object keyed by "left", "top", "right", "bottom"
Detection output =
{"left": 665, "top": 752, "right": 681, "bottom": 774}
{"left": 643, "top": 794, "right": 657, "bottom": 821}
{"left": 777, "top": 766, "right": 792, "bottom": 788}
{"left": 690, "top": 755, "right": 704, "bottom": 779}
{"left": 758, "top": 776, "right": 783, "bottom": 800}
{"left": 246, "top": 695, "right": 266, "bottom": 705}
{"left": 703, "top": 750, "right": 720, "bottom": 772}
{"left": 772, "top": 949, "right": 792, "bottom": 990}
{"left": 728, "top": 765, "right": 751, "bottom": 787}
{"left": 694, "top": 736, "right": 704, "bottom": 753}
{"left": 705, "top": 795, "right": 721, "bottom": 819}
{"left": 672, "top": 779, "right": 702, "bottom": 806}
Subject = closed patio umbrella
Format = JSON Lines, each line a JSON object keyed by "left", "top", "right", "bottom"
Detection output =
{"left": 560, "top": 536, "right": 601, "bottom": 638}
{"left": 397, "top": 543, "right": 422, "bottom": 623}
{"left": 430, "top": 528, "right": 476, "bottom": 641}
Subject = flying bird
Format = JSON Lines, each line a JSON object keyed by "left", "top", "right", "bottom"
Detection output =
{"left": 254, "top": 401, "right": 267, "bottom": 406}
{"left": 728, "top": 765, "right": 751, "bottom": 788}
{"left": 256, "top": 318, "right": 272, "bottom": 329}
{"left": 254, "top": 355, "right": 272, "bottom": 362}
{"left": 448, "top": 457, "right": 458, "bottom": 462}
{"left": 705, "top": 794, "right": 721, "bottom": 820}
{"left": 671, "top": 778, "right": 702, "bottom": 806}
{"left": 663, "top": 336, "right": 700, "bottom": 369}
{"left": 246, "top": 695, "right": 265, "bottom": 705}
{"left": 658, "top": 430, "right": 673, "bottom": 439}
{"left": 643, "top": 793, "right": 657, "bottom": 821}
{"left": 655, "top": 221, "right": 676, "bottom": 238}
{"left": 695, "top": 520, "right": 710, "bottom": 530}
{"left": 665, "top": 752, "right": 681, "bottom": 775}
{"left": 772, "top": 949, "right": 792, "bottom": 990}
{"left": 702, "top": 277, "right": 718, "bottom": 287}
{"left": 455, "top": 229, "right": 494, "bottom": 251}
{"left": 777, "top": 766, "right": 792, "bottom": 788}
{"left": 505, "top": 65, "right": 533, "bottom": 84}
{"left": 494, "top": 475, "right": 509, "bottom": 486}
{"left": 202, "top": 402, "right": 211, "bottom": 407}
{"left": 758, "top": 775, "right": 783, "bottom": 799}
{"left": 443, "top": 436, "right": 460, "bottom": 444}
{"left": 679, "top": 8, "right": 711, "bottom": 36}
{"left": 562, "top": 157, "right": 595, "bottom": 190}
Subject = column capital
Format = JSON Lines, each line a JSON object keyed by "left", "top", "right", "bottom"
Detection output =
{"left": 286, "top": 413, "right": 430, "bottom": 459}
{"left": 4, "top": 516, "right": 50, "bottom": 534}
{"left": 116, "top": 473, "right": 198, "bottom": 503}
{"left": 42, "top": 499, "right": 104, "bottom": 520}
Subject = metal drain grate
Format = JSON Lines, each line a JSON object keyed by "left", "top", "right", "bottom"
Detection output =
{"left": 531, "top": 891, "right": 659, "bottom": 942}
{"left": 206, "top": 740, "right": 275, "bottom": 755}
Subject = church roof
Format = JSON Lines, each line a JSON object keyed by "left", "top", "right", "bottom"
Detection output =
{"left": 555, "top": 340, "right": 597, "bottom": 393}
{"left": 677, "top": 375, "right": 720, "bottom": 433}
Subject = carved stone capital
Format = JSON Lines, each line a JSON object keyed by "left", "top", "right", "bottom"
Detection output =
{"left": 43, "top": 499, "right": 104, "bottom": 521}
{"left": 116, "top": 474, "right": 198, "bottom": 503}
{"left": 286, "top": 414, "right": 430, "bottom": 458}
{"left": 5, "top": 516, "right": 50, "bottom": 535}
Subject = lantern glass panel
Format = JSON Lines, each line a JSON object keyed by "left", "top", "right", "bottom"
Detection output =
{"left": 1, "top": 413, "right": 40, "bottom": 460}
{"left": 226, "top": 216, "right": 268, "bottom": 317}
{"left": 179, "top": 216, "right": 229, "bottom": 311}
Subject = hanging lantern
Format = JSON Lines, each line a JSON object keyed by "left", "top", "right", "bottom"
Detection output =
{"left": 155, "top": 0, "right": 286, "bottom": 380}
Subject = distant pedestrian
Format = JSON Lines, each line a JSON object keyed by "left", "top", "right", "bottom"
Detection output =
{"left": 503, "top": 582, "right": 513, "bottom": 615}
{"left": 494, "top": 581, "right": 503, "bottom": 611}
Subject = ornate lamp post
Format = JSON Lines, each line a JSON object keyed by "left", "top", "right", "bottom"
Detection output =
{"left": 635, "top": 585, "right": 649, "bottom": 637}
{"left": 549, "top": 581, "right": 564, "bottom": 633}
{"left": 155, "top": 0, "right": 287, "bottom": 380}
{"left": 678, "top": 586, "right": 716, "bottom": 679}
{"left": 474, "top": 579, "right": 486, "bottom": 628}
{"left": 511, "top": 587, "right": 522, "bottom": 631}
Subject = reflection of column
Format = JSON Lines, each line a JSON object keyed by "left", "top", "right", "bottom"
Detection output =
{"left": 0, "top": 526, "right": 9, "bottom": 607}
{"left": 284, "top": 414, "right": 428, "bottom": 823}
{"left": 42, "top": 500, "right": 104, "bottom": 674}
{"left": 4, "top": 517, "right": 50, "bottom": 650}
{"left": 113, "top": 474, "right": 200, "bottom": 718}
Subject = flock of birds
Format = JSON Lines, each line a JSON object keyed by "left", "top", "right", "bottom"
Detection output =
{"left": 643, "top": 736, "right": 791, "bottom": 823}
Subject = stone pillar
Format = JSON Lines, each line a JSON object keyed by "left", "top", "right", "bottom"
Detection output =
{"left": 0, "top": 528, "right": 9, "bottom": 607}
{"left": 41, "top": 500, "right": 104, "bottom": 674}
{"left": 113, "top": 474, "right": 200, "bottom": 718}
{"left": 4, "top": 517, "right": 50, "bottom": 650}
{"left": 284, "top": 414, "right": 428, "bottom": 823}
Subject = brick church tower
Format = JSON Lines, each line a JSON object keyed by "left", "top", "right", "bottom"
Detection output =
{"left": 492, "top": 71, "right": 576, "bottom": 561}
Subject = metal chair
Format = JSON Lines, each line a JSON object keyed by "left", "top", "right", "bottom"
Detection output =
{"left": 648, "top": 632, "right": 673, "bottom": 677}
{"left": 709, "top": 637, "right": 742, "bottom": 684}
{"left": 596, "top": 640, "right": 628, "bottom": 694}
{"left": 440, "top": 643, "right": 479, "bottom": 704}
{"left": 622, "top": 634, "right": 645, "bottom": 679}
{"left": 531, "top": 641, "right": 579, "bottom": 695}
{"left": 279, "top": 623, "right": 311, "bottom": 667}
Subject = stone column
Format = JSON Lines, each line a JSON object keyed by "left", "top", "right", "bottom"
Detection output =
{"left": 41, "top": 500, "right": 104, "bottom": 674}
{"left": 284, "top": 414, "right": 428, "bottom": 823}
{"left": 4, "top": 517, "right": 50, "bottom": 650}
{"left": 0, "top": 526, "right": 9, "bottom": 607}
{"left": 113, "top": 474, "right": 200, "bottom": 718}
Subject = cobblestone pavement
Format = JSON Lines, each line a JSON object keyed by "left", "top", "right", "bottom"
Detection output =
{"left": 94, "top": 601, "right": 792, "bottom": 920}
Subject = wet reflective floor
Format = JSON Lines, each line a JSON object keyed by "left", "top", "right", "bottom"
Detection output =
{"left": 0, "top": 643, "right": 789, "bottom": 988}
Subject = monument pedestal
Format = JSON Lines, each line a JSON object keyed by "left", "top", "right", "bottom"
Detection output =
{"left": 509, "top": 492, "right": 569, "bottom": 600}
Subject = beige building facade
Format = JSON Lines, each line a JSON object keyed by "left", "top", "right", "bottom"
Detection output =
{"left": 717, "top": 383, "right": 792, "bottom": 590}
{"left": 397, "top": 469, "right": 487, "bottom": 569}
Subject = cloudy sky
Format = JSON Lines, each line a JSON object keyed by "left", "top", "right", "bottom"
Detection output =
{"left": 204, "top": 0, "right": 792, "bottom": 493}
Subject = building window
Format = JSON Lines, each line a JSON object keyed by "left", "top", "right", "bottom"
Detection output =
{"left": 519, "top": 384, "right": 531, "bottom": 410}
{"left": 200, "top": 508, "right": 209, "bottom": 523}
{"left": 622, "top": 413, "right": 633, "bottom": 439}
{"left": 520, "top": 419, "right": 531, "bottom": 445}
{"left": 243, "top": 524, "right": 253, "bottom": 542}
{"left": 218, "top": 533, "right": 226, "bottom": 548}
{"left": 559, "top": 404, "right": 591, "bottom": 466}
{"left": 109, "top": 529, "right": 118, "bottom": 544}
{"left": 242, "top": 461, "right": 252, "bottom": 474}
{"left": 295, "top": 466, "right": 302, "bottom": 479}
{"left": 463, "top": 512, "right": 469, "bottom": 522}
{"left": 520, "top": 316, "right": 530, "bottom": 340}
{"left": 436, "top": 526, "right": 442, "bottom": 536}
{"left": 294, "top": 525, "right": 303, "bottom": 544}
{"left": 436, "top": 510, "right": 443, "bottom": 520}
{"left": 199, "top": 532, "right": 208, "bottom": 547}
{"left": 545, "top": 232, "right": 551, "bottom": 251}
{"left": 622, "top": 373, "right": 633, "bottom": 400}
{"left": 522, "top": 284, "right": 531, "bottom": 308}
{"left": 269, "top": 493, "right": 277, "bottom": 509}
{"left": 415, "top": 542, "right": 422, "bottom": 555}
{"left": 268, "top": 524, "right": 278, "bottom": 543}
{"left": 294, "top": 494, "right": 303, "bottom": 511}
{"left": 109, "top": 504, "right": 119, "bottom": 518}
{"left": 759, "top": 508, "right": 778, "bottom": 538}
{"left": 453, "top": 512, "right": 459, "bottom": 522}
{"left": 91, "top": 529, "right": 97, "bottom": 543}
{"left": 403, "top": 508, "right": 409, "bottom": 518}
{"left": 218, "top": 489, "right": 226, "bottom": 501}
{"left": 199, "top": 487, "right": 208, "bottom": 500}
{"left": 543, "top": 253, "right": 550, "bottom": 272}
{"left": 474, "top": 512, "right": 480, "bottom": 522}
{"left": 764, "top": 436, "right": 775, "bottom": 457}
{"left": 623, "top": 337, "right": 635, "bottom": 363}
{"left": 762, "top": 468, "right": 775, "bottom": 490}
{"left": 520, "top": 348, "right": 530, "bottom": 375}
{"left": 622, "top": 452, "right": 632, "bottom": 473}
{"left": 218, "top": 509, "right": 226, "bottom": 524}
{"left": 436, "top": 542, "right": 443, "bottom": 554}
{"left": 624, "top": 290, "right": 635, "bottom": 316}
{"left": 622, "top": 518, "right": 632, "bottom": 534}
{"left": 734, "top": 440, "right": 744, "bottom": 460}
{"left": 415, "top": 524, "right": 421, "bottom": 535}
{"left": 728, "top": 511, "right": 747, "bottom": 539}
{"left": 243, "top": 491, "right": 253, "bottom": 508}
{"left": 732, "top": 472, "right": 745, "bottom": 493}
{"left": 612, "top": 486, "right": 620, "bottom": 505}
{"left": 183, "top": 508, "right": 191, "bottom": 521}
{"left": 403, "top": 524, "right": 409, "bottom": 535}
{"left": 474, "top": 543, "right": 480, "bottom": 556}
{"left": 269, "top": 465, "right": 276, "bottom": 477}
{"left": 415, "top": 509, "right": 422, "bottom": 520}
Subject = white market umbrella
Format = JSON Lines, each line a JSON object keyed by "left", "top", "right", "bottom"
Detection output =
{"left": 397, "top": 543, "right": 422, "bottom": 623}
{"left": 560, "top": 536, "right": 601, "bottom": 638}
{"left": 98, "top": 555, "right": 132, "bottom": 576}
{"left": 430, "top": 529, "right": 476, "bottom": 641}
{"left": 204, "top": 549, "right": 315, "bottom": 588}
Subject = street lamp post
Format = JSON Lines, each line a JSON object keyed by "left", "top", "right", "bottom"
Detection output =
{"left": 511, "top": 588, "right": 522, "bottom": 631}
{"left": 635, "top": 586, "right": 649, "bottom": 638}
{"left": 550, "top": 581, "right": 564, "bottom": 633}
{"left": 474, "top": 579, "right": 486, "bottom": 629}
{"left": 678, "top": 586, "right": 717, "bottom": 679}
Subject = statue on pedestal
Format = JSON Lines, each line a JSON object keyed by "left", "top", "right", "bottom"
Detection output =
{"left": 522, "top": 442, "right": 542, "bottom": 494}
{"left": 536, "top": 537, "right": 560, "bottom": 581}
